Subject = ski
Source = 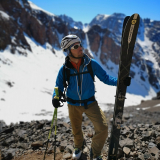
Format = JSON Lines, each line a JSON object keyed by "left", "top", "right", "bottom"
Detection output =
{"left": 108, "top": 13, "right": 140, "bottom": 160}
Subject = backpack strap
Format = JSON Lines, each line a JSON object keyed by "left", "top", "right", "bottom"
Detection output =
{"left": 63, "top": 60, "right": 95, "bottom": 88}
{"left": 87, "top": 61, "right": 94, "bottom": 82}
{"left": 63, "top": 65, "right": 70, "bottom": 88}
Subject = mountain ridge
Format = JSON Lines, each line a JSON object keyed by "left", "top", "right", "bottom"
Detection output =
{"left": 0, "top": 0, "right": 160, "bottom": 97}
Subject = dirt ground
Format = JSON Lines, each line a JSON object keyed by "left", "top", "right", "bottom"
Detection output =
{"left": 12, "top": 152, "right": 92, "bottom": 160}
{"left": 12, "top": 152, "right": 63, "bottom": 160}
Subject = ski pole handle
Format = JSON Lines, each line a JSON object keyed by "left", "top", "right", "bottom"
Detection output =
{"left": 54, "top": 87, "right": 64, "bottom": 107}
{"left": 54, "top": 87, "right": 59, "bottom": 99}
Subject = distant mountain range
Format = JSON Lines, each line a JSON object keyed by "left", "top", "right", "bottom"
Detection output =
{"left": 0, "top": 0, "right": 160, "bottom": 96}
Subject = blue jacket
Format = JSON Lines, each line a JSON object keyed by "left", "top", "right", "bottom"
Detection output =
{"left": 52, "top": 54, "right": 117, "bottom": 106}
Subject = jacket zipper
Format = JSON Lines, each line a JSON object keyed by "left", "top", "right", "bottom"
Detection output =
{"left": 73, "top": 69, "right": 81, "bottom": 106}
{"left": 76, "top": 63, "right": 82, "bottom": 105}
{"left": 81, "top": 59, "right": 86, "bottom": 98}
{"left": 80, "top": 59, "right": 90, "bottom": 100}
{"left": 76, "top": 64, "right": 81, "bottom": 94}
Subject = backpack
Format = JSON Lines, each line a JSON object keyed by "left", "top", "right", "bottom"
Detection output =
{"left": 63, "top": 61, "right": 94, "bottom": 88}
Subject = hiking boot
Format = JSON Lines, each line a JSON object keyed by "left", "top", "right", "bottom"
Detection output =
{"left": 93, "top": 155, "right": 102, "bottom": 160}
{"left": 72, "top": 139, "right": 86, "bottom": 159}
{"left": 90, "top": 148, "right": 102, "bottom": 160}
{"left": 72, "top": 148, "right": 82, "bottom": 159}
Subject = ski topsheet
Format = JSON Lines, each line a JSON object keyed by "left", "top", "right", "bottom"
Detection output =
{"left": 108, "top": 14, "right": 140, "bottom": 160}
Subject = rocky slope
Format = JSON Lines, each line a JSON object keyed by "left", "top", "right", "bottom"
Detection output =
{"left": 0, "top": 99, "right": 160, "bottom": 160}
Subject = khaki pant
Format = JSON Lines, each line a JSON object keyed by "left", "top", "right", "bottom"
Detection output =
{"left": 68, "top": 101, "right": 108, "bottom": 158}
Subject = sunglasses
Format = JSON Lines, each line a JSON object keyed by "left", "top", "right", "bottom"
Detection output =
{"left": 70, "top": 43, "right": 82, "bottom": 50}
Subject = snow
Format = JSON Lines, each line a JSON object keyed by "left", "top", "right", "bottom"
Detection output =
{"left": 83, "top": 24, "right": 90, "bottom": 33}
{"left": 154, "top": 104, "right": 160, "bottom": 107}
{"left": 153, "top": 42, "right": 160, "bottom": 50}
{"left": 0, "top": 37, "right": 66, "bottom": 125}
{"left": 0, "top": 11, "right": 10, "bottom": 20}
{"left": 137, "top": 28, "right": 160, "bottom": 70}
{"left": 96, "top": 14, "right": 110, "bottom": 21}
{"left": 10, "top": 36, "right": 17, "bottom": 44}
{"left": 83, "top": 33, "right": 94, "bottom": 57}
{"left": 136, "top": 103, "right": 160, "bottom": 111}
{"left": 104, "top": 14, "right": 110, "bottom": 19}
{"left": 74, "top": 26, "right": 78, "bottom": 29}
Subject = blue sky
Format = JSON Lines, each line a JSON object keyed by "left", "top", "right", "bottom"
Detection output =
{"left": 29, "top": 0, "right": 160, "bottom": 24}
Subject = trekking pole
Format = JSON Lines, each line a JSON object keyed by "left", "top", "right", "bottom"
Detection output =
{"left": 43, "top": 87, "right": 59, "bottom": 160}
{"left": 54, "top": 106, "right": 57, "bottom": 160}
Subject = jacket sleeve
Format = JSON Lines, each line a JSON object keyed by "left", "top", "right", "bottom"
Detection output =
{"left": 91, "top": 59, "right": 117, "bottom": 86}
{"left": 52, "top": 66, "right": 64, "bottom": 99}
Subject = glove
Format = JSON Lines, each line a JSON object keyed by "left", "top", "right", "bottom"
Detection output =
{"left": 123, "top": 76, "right": 131, "bottom": 86}
{"left": 52, "top": 97, "right": 60, "bottom": 108}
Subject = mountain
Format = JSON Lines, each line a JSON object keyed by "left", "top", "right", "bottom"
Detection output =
{"left": 87, "top": 14, "right": 160, "bottom": 94}
{"left": 59, "top": 14, "right": 84, "bottom": 30}
{"left": 0, "top": 0, "right": 160, "bottom": 98}
{"left": 89, "top": 13, "right": 126, "bottom": 35}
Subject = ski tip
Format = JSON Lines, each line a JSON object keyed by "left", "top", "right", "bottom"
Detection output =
{"left": 132, "top": 13, "right": 140, "bottom": 19}
{"left": 127, "top": 13, "right": 140, "bottom": 28}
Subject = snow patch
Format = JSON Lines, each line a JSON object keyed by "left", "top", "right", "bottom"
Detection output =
{"left": 96, "top": 14, "right": 110, "bottom": 21}
{"left": 84, "top": 33, "right": 94, "bottom": 57}
{"left": 83, "top": 24, "right": 90, "bottom": 33}
{"left": 0, "top": 11, "right": 10, "bottom": 20}
{"left": 137, "top": 30, "right": 160, "bottom": 70}
{"left": 153, "top": 104, "right": 160, "bottom": 107}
